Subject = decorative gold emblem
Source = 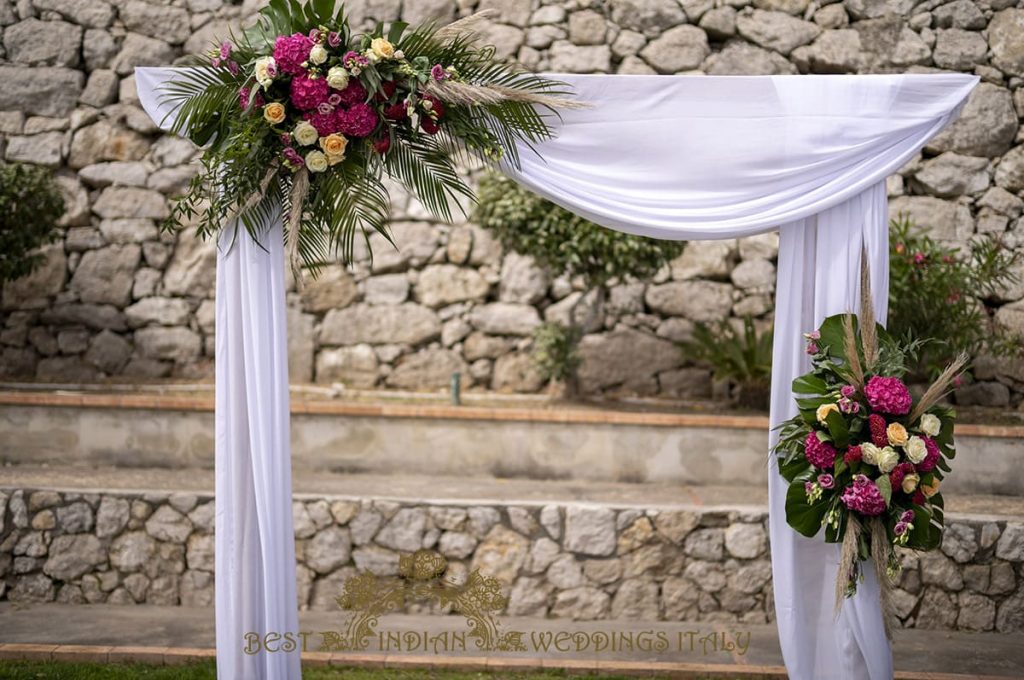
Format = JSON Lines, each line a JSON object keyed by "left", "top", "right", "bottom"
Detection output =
{"left": 320, "top": 549, "right": 526, "bottom": 652}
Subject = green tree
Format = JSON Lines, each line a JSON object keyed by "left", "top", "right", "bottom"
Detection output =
{"left": 0, "top": 162, "right": 65, "bottom": 283}
{"left": 474, "top": 173, "right": 684, "bottom": 396}
{"left": 888, "top": 215, "right": 1021, "bottom": 379}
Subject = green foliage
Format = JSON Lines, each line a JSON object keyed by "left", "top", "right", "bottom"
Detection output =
{"left": 681, "top": 317, "right": 773, "bottom": 410}
{"left": 162, "top": 0, "right": 574, "bottom": 273}
{"left": 532, "top": 322, "right": 582, "bottom": 384}
{"left": 0, "top": 162, "right": 64, "bottom": 283}
{"left": 888, "top": 214, "right": 1021, "bottom": 377}
{"left": 474, "top": 174, "right": 684, "bottom": 290}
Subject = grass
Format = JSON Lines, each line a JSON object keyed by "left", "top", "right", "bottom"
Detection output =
{"left": 0, "top": 660, "right": 717, "bottom": 680}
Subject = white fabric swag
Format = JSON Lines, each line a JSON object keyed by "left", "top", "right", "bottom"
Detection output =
{"left": 137, "top": 68, "right": 977, "bottom": 680}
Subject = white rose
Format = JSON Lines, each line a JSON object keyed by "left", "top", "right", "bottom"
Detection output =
{"left": 905, "top": 436, "right": 928, "bottom": 464}
{"left": 309, "top": 44, "right": 328, "bottom": 65}
{"left": 326, "top": 66, "right": 349, "bottom": 90}
{"left": 305, "top": 150, "right": 328, "bottom": 173}
{"left": 394, "top": 49, "right": 405, "bottom": 60}
{"left": 861, "top": 442, "right": 881, "bottom": 466}
{"left": 877, "top": 446, "right": 900, "bottom": 474}
{"left": 254, "top": 56, "right": 276, "bottom": 88}
{"left": 919, "top": 413, "right": 941, "bottom": 437}
{"left": 293, "top": 121, "right": 318, "bottom": 146}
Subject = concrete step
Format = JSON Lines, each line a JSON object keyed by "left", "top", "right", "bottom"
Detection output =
{"left": 2, "top": 389, "right": 1024, "bottom": 496}
{"left": 1, "top": 603, "right": 1021, "bottom": 678}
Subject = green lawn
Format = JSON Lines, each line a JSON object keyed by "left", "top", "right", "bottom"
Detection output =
{"left": 0, "top": 660, "right": 710, "bottom": 680}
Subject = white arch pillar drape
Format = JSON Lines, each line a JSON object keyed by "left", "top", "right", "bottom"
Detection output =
{"left": 137, "top": 68, "right": 977, "bottom": 680}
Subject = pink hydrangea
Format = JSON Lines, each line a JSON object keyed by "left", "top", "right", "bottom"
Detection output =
{"left": 336, "top": 80, "right": 368, "bottom": 107}
{"left": 340, "top": 103, "right": 378, "bottom": 138}
{"left": 290, "top": 74, "right": 330, "bottom": 111}
{"left": 804, "top": 432, "right": 837, "bottom": 469}
{"left": 841, "top": 475, "right": 886, "bottom": 516}
{"left": 864, "top": 375, "right": 912, "bottom": 416}
{"left": 303, "top": 109, "right": 343, "bottom": 137}
{"left": 273, "top": 33, "right": 313, "bottom": 75}
{"left": 917, "top": 436, "right": 941, "bottom": 472}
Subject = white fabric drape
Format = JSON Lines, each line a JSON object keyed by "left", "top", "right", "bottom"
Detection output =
{"left": 137, "top": 67, "right": 976, "bottom": 680}
{"left": 505, "top": 73, "right": 975, "bottom": 680}
{"left": 137, "top": 67, "right": 301, "bottom": 680}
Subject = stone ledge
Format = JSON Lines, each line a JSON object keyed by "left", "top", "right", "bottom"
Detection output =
{"left": 1, "top": 486, "right": 1021, "bottom": 634}
{"left": 0, "top": 389, "right": 1021, "bottom": 439}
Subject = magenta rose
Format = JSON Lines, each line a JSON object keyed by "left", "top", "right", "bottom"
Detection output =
{"left": 864, "top": 375, "right": 912, "bottom": 416}
{"left": 273, "top": 33, "right": 313, "bottom": 75}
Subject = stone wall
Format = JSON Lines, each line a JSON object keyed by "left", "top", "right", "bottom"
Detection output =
{"left": 1, "top": 0, "right": 1023, "bottom": 406}
{"left": 1, "top": 486, "right": 1023, "bottom": 632}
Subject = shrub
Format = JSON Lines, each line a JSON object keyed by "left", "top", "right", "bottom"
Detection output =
{"left": 888, "top": 215, "right": 1021, "bottom": 378}
{"left": 0, "top": 162, "right": 65, "bottom": 283}
{"left": 681, "top": 317, "right": 773, "bottom": 410}
{"left": 532, "top": 322, "right": 582, "bottom": 388}
{"left": 475, "top": 174, "right": 683, "bottom": 396}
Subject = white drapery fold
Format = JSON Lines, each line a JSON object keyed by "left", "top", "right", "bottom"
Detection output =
{"left": 137, "top": 68, "right": 976, "bottom": 680}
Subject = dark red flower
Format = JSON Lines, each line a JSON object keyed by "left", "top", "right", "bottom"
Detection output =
{"left": 373, "top": 134, "right": 391, "bottom": 154}
{"left": 889, "top": 462, "right": 915, "bottom": 491}
{"left": 917, "top": 436, "right": 942, "bottom": 473}
{"left": 384, "top": 102, "right": 407, "bottom": 121}
{"left": 868, "top": 414, "right": 888, "bottom": 448}
{"left": 844, "top": 445, "right": 862, "bottom": 465}
{"left": 376, "top": 80, "right": 397, "bottom": 102}
{"left": 912, "top": 490, "right": 926, "bottom": 505}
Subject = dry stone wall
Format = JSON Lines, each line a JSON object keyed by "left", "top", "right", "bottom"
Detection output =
{"left": 2, "top": 486, "right": 1023, "bottom": 632}
{"left": 1, "top": 0, "right": 1024, "bottom": 405}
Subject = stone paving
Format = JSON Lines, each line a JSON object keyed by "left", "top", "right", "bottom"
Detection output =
{"left": 1, "top": 603, "right": 1022, "bottom": 678}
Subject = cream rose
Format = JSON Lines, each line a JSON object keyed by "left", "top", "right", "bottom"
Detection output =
{"left": 370, "top": 37, "right": 395, "bottom": 59}
{"left": 861, "top": 442, "right": 881, "bottom": 466}
{"left": 309, "top": 44, "right": 328, "bottom": 65}
{"left": 254, "top": 56, "right": 277, "bottom": 88}
{"left": 905, "top": 436, "right": 927, "bottom": 464}
{"left": 816, "top": 403, "right": 840, "bottom": 424}
{"left": 919, "top": 413, "right": 941, "bottom": 437}
{"left": 319, "top": 133, "right": 348, "bottom": 158}
{"left": 887, "top": 422, "right": 908, "bottom": 447}
{"left": 326, "top": 66, "right": 349, "bottom": 90}
{"left": 263, "top": 102, "right": 286, "bottom": 125}
{"left": 305, "top": 150, "right": 329, "bottom": 173}
{"left": 901, "top": 473, "right": 920, "bottom": 494}
{"left": 877, "top": 446, "right": 899, "bottom": 474}
{"left": 293, "top": 121, "right": 318, "bottom": 146}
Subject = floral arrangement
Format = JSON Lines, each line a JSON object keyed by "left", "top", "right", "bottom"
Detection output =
{"left": 773, "top": 262, "right": 966, "bottom": 637}
{"left": 161, "top": 0, "right": 579, "bottom": 275}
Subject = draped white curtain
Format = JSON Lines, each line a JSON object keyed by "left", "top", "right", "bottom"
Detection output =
{"left": 137, "top": 68, "right": 976, "bottom": 680}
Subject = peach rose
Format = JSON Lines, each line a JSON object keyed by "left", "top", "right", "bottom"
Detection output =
{"left": 319, "top": 133, "right": 348, "bottom": 159}
{"left": 887, "top": 422, "right": 908, "bottom": 447}
{"left": 263, "top": 102, "right": 286, "bottom": 125}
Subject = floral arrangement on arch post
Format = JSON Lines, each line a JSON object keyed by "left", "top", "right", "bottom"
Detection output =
{"left": 773, "top": 255, "right": 966, "bottom": 639}
{"left": 160, "top": 0, "right": 580, "bottom": 277}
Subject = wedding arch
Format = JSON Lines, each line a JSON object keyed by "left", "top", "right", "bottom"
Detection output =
{"left": 137, "top": 67, "right": 978, "bottom": 680}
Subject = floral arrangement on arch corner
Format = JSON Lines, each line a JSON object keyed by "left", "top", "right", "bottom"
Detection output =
{"left": 773, "top": 256, "right": 967, "bottom": 638}
{"left": 159, "top": 0, "right": 581, "bottom": 277}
